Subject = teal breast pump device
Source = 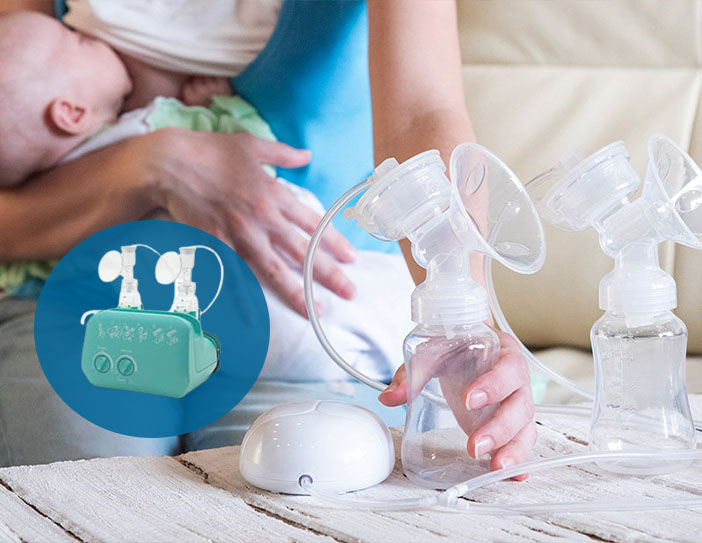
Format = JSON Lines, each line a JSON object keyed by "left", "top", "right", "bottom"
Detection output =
{"left": 305, "top": 143, "right": 547, "bottom": 489}
{"left": 526, "top": 135, "right": 702, "bottom": 474}
{"left": 81, "top": 244, "right": 222, "bottom": 398}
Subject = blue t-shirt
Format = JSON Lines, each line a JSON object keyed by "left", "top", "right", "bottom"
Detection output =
{"left": 56, "top": 0, "right": 397, "bottom": 254}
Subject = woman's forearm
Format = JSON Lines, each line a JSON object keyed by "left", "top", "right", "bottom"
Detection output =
{"left": 368, "top": 0, "right": 475, "bottom": 284}
{"left": 0, "top": 133, "right": 163, "bottom": 261}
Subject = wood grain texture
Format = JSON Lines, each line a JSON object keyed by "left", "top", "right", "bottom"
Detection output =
{"left": 0, "top": 481, "right": 77, "bottom": 542}
{"left": 0, "top": 397, "right": 700, "bottom": 542}
{"left": 0, "top": 456, "right": 336, "bottom": 542}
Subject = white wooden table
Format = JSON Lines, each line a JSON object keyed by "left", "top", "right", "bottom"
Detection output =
{"left": 2, "top": 397, "right": 702, "bottom": 543}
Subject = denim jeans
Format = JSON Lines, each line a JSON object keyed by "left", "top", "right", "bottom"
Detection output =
{"left": 0, "top": 296, "right": 404, "bottom": 467}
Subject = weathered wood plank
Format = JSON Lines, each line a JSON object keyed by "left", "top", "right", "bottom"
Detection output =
{"left": 2, "top": 397, "right": 701, "bottom": 542}
{"left": 0, "top": 479, "right": 77, "bottom": 542}
{"left": 0, "top": 456, "right": 337, "bottom": 543}
{"left": 178, "top": 396, "right": 702, "bottom": 543}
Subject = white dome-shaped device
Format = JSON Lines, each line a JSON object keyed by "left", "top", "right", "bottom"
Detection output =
{"left": 239, "top": 400, "right": 395, "bottom": 495}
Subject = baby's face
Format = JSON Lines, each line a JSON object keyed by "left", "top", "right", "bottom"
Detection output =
{"left": 45, "top": 17, "right": 133, "bottom": 115}
{"left": 0, "top": 12, "right": 133, "bottom": 186}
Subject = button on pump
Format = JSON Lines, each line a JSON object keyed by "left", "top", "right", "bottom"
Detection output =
{"left": 93, "top": 354, "right": 112, "bottom": 373}
{"left": 117, "top": 356, "right": 136, "bottom": 376}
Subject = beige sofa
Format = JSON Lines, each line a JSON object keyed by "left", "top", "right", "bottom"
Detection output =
{"left": 456, "top": 0, "right": 702, "bottom": 402}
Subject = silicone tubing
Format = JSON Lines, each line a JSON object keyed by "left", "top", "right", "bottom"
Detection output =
{"left": 484, "top": 257, "right": 594, "bottom": 400}
{"left": 300, "top": 449, "right": 702, "bottom": 513}
{"left": 187, "top": 245, "right": 224, "bottom": 315}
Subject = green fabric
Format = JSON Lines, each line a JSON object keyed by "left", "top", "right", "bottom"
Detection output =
{"left": 0, "top": 260, "right": 57, "bottom": 297}
{"left": 0, "top": 95, "right": 276, "bottom": 296}
{"left": 149, "top": 95, "right": 277, "bottom": 141}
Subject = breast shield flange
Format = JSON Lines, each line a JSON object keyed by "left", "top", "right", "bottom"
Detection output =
{"left": 447, "top": 143, "right": 546, "bottom": 274}
{"left": 346, "top": 143, "right": 546, "bottom": 275}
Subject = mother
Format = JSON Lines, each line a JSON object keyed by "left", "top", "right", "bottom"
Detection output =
{"left": 0, "top": 0, "right": 536, "bottom": 475}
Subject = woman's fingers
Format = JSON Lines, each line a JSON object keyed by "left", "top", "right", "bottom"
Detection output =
{"left": 378, "top": 365, "right": 408, "bottom": 406}
{"left": 235, "top": 231, "right": 314, "bottom": 318}
{"left": 466, "top": 385, "right": 535, "bottom": 459}
{"left": 245, "top": 134, "right": 312, "bottom": 169}
{"left": 489, "top": 421, "right": 538, "bottom": 481}
{"left": 279, "top": 191, "right": 357, "bottom": 264}
{"left": 463, "top": 346, "right": 530, "bottom": 410}
{"left": 270, "top": 228, "right": 356, "bottom": 300}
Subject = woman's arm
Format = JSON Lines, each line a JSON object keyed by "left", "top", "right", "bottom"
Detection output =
{"left": 0, "top": 133, "right": 161, "bottom": 261}
{"left": 0, "top": 1, "right": 53, "bottom": 16}
{"left": 0, "top": 128, "right": 356, "bottom": 316}
{"left": 368, "top": 0, "right": 537, "bottom": 478}
{"left": 367, "top": 0, "right": 475, "bottom": 285}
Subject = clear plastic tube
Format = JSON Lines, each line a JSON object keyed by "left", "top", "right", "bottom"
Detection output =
{"left": 484, "top": 257, "right": 594, "bottom": 400}
{"left": 187, "top": 245, "right": 224, "bottom": 315}
{"left": 300, "top": 449, "right": 702, "bottom": 513}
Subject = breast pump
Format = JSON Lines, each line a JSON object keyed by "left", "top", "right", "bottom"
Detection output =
{"left": 290, "top": 137, "right": 702, "bottom": 513}
{"left": 80, "top": 244, "right": 222, "bottom": 398}
{"left": 334, "top": 144, "right": 546, "bottom": 488}
{"left": 527, "top": 134, "right": 702, "bottom": 475}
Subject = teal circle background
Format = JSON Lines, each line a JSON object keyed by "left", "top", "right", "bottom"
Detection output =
{"left": 34, "top": 220, "right": 270, "bottom": 438}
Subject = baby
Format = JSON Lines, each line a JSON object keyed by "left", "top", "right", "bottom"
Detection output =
{"left": 0, "top": 11, "right": 415, "bottom": 389}
{"left": 0, "top": 11, "right": 264, "bottom": 186}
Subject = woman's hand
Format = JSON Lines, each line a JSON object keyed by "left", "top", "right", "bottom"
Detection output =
{"left": 148, "top": 128, "right": 357, "bottom": 317}
{"left": 378, "top": 330, "right": 537, "bottom": 480}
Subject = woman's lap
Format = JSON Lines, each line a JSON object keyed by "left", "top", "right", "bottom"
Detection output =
{"left": 0, "top": 296, "right": 180, "bottom": 467}
{"left": 0, "top": 296, "right": 406, "bottom": 466}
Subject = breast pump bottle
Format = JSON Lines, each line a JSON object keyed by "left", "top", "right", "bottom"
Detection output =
{"left": 402, "top": 251, "right": 501, "bottom": 487}
{"left": 530, "top": 135, "right": 702, "bottom": 474}
{"left": 344, "top": 144, "right": 546, "bottom": 488}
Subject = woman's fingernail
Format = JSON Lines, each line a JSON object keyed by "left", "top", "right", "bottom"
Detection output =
{"left": 466, "top": 390, "right": 487, "bottom": 410}
{"left": 474, "top": 436, "right": 495, "bottom": 458}
{"left": 379, "top": 382, "right": 397, "bottom": 398}
{"left": 500, "top": 457, "right": 515, "bottom": 469}
{"left": 341, "top": 281, "right": 356, "bottom": 299}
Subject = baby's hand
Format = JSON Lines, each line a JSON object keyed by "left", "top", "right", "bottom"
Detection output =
{"left": 181, "top": 76, "right": 232, "bottom": 107}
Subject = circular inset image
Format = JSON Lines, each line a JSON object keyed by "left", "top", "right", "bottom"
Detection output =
{"left": 34, "top": 220, "right": 270, "bottom": 438}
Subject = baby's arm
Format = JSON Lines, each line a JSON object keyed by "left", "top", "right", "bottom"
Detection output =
{"left": 181, "top": 76, "right": 233, "bottom": 107}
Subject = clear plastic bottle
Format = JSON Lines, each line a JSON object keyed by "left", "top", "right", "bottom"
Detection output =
{"left": 402, "top": 322, "right": 500, "bottom": 489}
{"left": 590, "top": 310, "right": 696, "bottom": 474}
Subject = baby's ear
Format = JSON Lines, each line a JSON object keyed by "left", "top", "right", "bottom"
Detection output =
{"left": 48, "top": 97, "right": 94, "bottom": 135}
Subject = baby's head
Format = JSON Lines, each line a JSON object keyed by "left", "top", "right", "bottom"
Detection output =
{"left": 0, "top": 11, "right": 132, "bottom": 186}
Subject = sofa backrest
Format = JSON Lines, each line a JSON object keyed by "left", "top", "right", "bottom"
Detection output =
{"left": 456, "top": 0, "right": 702, "bottom": 351}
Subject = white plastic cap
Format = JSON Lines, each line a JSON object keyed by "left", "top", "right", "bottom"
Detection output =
{"left": 411, "top": 252, "right": 489, "bottom": 326}
{"left": 343, "top": 151, "right": 450, "bottom": 241}
{"left": 533, "top": 142, "right": 640, "bottom": 232}
{"left": 599, "top": 243, "right": 676, "bottom": 313}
